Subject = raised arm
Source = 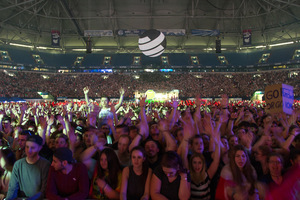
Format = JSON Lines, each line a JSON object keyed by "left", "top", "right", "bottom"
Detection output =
{"left": 178, "top": 118, "right": 194, "bottom": 169}
{"left": 139, "top": 96, "right": 149, "bottom": 139}
{"left": 83, "top": 87, "right": 90, "bottom": 106}
{"left": 167, "top": 97, "right": 179, "bottom": 129}
{"left": 37, "top": 116, "right": 47, "bottom": 145}
{"left": 281, "top": 127, "right": 300, "bottom": 151}
{"left": 114, "top": 88, "right": 125, "bottom": 111}
{"left": 207, "top": 119, "right": 222, "bottom": 179}
{"left": 193, "top": 95, "right": 204, "bottom": 135}
{"left": 128, "top": 98, "right": 149, "bottom": 152}
{"left": 159, "top": 119, "right": 177, "bottom": 151}
{"left": 0, "top": 110, "right": 5, "bottom": 132}
{"left": 45, "top": 115, "right": 55, "bottom": 145}
{"left": 18, "top": 103, "right": 27, "bottom": 126}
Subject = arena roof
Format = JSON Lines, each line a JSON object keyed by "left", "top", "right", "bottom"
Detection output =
{"left": 0, "top": 0, "right": 300, "bottom": 53}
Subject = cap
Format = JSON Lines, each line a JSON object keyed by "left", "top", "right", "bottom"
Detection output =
{"left": 75, "top": 125, "right": 85, "bottom": 135}
{"left": 26, "top": 135, "right": 43, "bottom": 146}
{"left": 53, "top": 147, "right": 74, "bottom": 163}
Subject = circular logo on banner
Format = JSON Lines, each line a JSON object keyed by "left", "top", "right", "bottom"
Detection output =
{"left": 145, "top": 90, "right": 156, "bottom": 100}
{"left": 138, "top": 29, "right": 166, "bottom": 57}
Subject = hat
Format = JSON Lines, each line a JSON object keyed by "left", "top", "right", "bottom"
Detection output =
{"left": 2, "top": 115, "right": 11, "bottom": 122}
{"left": 75, "top": 125, "right": 85, "bottom": 135}
{"left": 26, "top": 135, "right": 43, "bottom": 146}
{"left": 53, "top": 147, "right": 74, "bottom": 163}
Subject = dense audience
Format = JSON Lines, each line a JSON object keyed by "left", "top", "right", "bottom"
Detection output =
{"left": 0, "top": 69, "right": 299, "bottom": 98}
{"left": 0, "top": 89, "right": 299, "bottom": 200}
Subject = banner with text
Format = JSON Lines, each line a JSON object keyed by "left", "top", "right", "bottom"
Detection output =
{"left": 84, "top": 30, "right": 113, "bottom": 37}
{"left": 191, "top": 29, "right": 220, "bottom": 36}
{"left": 265, "top": 84, "right": 294, "bottom": 115}
{"left": 116, "top": 29, "right": 145, "bottom": 36}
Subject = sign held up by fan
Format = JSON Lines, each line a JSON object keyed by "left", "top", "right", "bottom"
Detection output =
{"left": 264, "top": 84, "right": 294, "bottom": 115}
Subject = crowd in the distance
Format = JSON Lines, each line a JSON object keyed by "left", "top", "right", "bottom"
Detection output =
{"left": 0, "top": 69, "right": 299, "bottom": 98}
{"left": 0, "top": 86, "right": 299, "bottom": 200}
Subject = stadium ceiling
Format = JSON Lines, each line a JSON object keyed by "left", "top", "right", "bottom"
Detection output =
{"left": 0, "top": 0, "right": 300, "bottom": 53}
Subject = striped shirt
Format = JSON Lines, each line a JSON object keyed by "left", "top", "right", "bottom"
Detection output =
{"left": 190, "top": 171, "right": 211, "bottom": 200}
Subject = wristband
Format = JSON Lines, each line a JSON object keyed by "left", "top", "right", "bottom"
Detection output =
{"left": 181, "top": 177, "right": 187, "bottom": 181}
{"left": 222, "top": 107, "right": 229, "bottom": 109}
{"left": 138, "top": 133, "right": 143, "bottom": 137}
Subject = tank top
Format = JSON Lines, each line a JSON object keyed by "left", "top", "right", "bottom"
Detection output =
{"left": 127, "top": 166, "right": 148, "bottom": 200}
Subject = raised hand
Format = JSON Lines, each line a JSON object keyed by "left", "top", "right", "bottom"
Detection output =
{"left": 56, "top": 115, "right": 64, "bottom": 124}
{"left": 203, "top": 111, "right": 213, "bottom": 136}
{"left": 83, "top": 86, "right": 89, "bottom": 95}
{"left": 140, "top": 96, "right": 147, "bottom": 108}
{"left": 182, "top": 117, "right": 194, "bottom": 140}
{"left": 20, "top": 103, "right": 28, "bottom": 112}
{"left": 220, "top": 94, "right": 228, "bottom": 108}
{"left": 195, "top": 95, "right": 202, "bottom": 107}
{"left": 48, "top": 115, "right": 55, "bottom": 126}
{"left": 39, "top": 116, "right": 47, "bottom": 129}
{"left": 119, "top": 87, "right": 125, "bottom": 95}
{"left": 171, "top": 97, "right": 179, "bottom": 108}
{"left": 230, "top": 112, "right": 238, "bottom": 120}
{"left": 158, "top": 119, "right": 169, "bottom": 132}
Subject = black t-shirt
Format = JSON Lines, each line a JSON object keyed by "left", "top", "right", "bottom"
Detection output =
{"left": 153, "top": 166, "right": 190, "bottom": 200}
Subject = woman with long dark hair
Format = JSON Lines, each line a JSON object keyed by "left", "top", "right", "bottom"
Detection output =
{"left": 89, "top": 148, "right": 121, "bottom": 200}
{"left": 216, "top": 145, "right": 263, "bottom": 200}
{"left": 120, "top": 146, "right": 152, "bottom": 200}
{"left": 150, "top": 151, "right": 190, "bottom": 200}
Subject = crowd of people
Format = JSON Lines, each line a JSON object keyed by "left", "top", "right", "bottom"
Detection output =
{"left": 0, "top": 69, "right": 299, "bottom": 98}
{"left": 0, "top": 87, "right": 299, "bottom": 200}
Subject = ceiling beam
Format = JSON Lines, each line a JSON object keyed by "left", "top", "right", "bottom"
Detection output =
{"left": 1, "top": 0, "right": 46, "bottom": 24}
{"left": 110, "top": 0, "right": 121, "bottom": 49}
{"left": 0, "top": 0, "right": 36, "bottom": 12}
{"left": 262, "top": 0, "right": 300, "bottom": 21}
{"left": 60, "top": 0, "right": 87, "bottom": 44}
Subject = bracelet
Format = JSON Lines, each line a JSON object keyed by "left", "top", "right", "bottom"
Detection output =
{"left": 94, "top": 145, "right": 99, "bottom": 150}
{"left": 181, "top": 177, "right": 187, "bottom": 181}
{"left": 222, "top": 107, "right": 229, "bottom": 109}
{"left": 138, "top": 133, "right": 143, "bottom": 137}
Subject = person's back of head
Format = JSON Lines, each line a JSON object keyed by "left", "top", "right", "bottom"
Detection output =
{"left": 161, "top": 151, "right": 185, "bottom": 173}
